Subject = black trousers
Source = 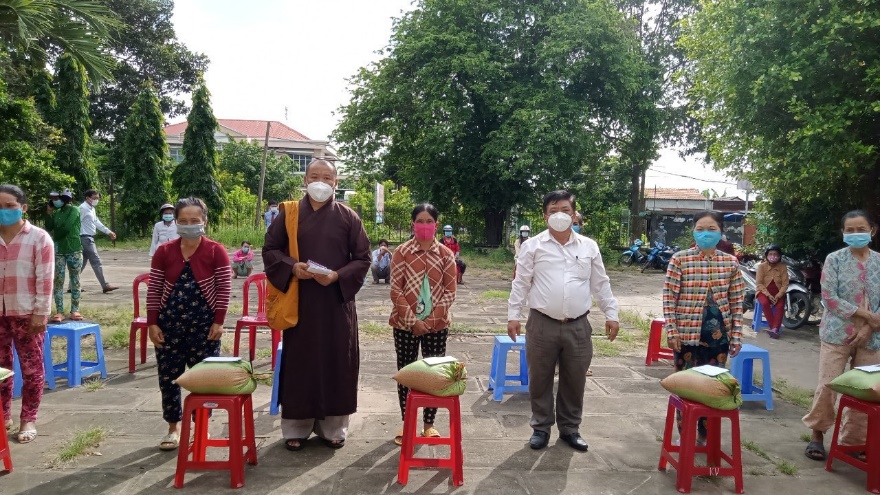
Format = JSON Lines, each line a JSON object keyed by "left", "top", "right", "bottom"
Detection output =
{"left": 393, "top": 328, "right": 449, "bottom": 424}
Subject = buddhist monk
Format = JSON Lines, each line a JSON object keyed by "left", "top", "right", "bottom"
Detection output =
{"left": 263, "top": 159, "right": 371, "bottom": 451}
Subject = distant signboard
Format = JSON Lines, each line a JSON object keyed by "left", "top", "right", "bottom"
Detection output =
{"left": 375, "top": 182, "right": 385, "bottom": 224}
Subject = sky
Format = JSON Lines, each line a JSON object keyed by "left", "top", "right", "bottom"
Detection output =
{"left": 171, "top": 0, "right": 741, "bottom": 195}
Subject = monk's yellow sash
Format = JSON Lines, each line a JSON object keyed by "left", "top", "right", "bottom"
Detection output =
{"left": 266, "top": 201, "right": 299, "bottom": 330}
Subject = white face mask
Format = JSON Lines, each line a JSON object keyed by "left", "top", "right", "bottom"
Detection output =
{"left": 547, "top": 212, "right": 573, "bottom": 232}
{"left": 306, "top": 181, "right": 334, "bottom": 203}
{"left": 89, "top": 198, "right": 99, "bottom": 206}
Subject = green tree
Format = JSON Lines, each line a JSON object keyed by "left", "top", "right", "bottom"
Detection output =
{"left": 53, "top": 53, "right": 97, "bottom": 191}
{"left": 334, "top": 0, "right": 650, "bottom": 246}
{"left": 172, "top": 80, "right": 223, "bottom": 214}
{"left": 30, "top": 69, "right": 55, "bottom": 120}
{"left": 120, "top": 83, "right": 169, "bottom": 235}
{"left": 347, "top": 179, "right": 415, "bottom": 241}
{"left": 90, "top": 0, "right": 209, "bottom": 138}
{"left": 217, "top": 138, "right": 303, "bottom": 202}
{"left": 682, "top": 0, "right": 880, "bottom": 254}
{"left": 0, "top": 0, "right": 117, "bottom": 84}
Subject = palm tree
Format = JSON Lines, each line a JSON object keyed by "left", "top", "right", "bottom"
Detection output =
{"left": 0, "top": 0, "right": 118, "bottom": 84}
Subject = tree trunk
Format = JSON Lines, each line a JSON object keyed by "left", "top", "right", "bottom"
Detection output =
{"left": 865, "top": 161, "right": 880, "bottom": 249}
{"left": 629, "top": 161, "right": 642, "bottom": 242}
{"left": 483, "top": 207, "right": 507, "bottom": 247}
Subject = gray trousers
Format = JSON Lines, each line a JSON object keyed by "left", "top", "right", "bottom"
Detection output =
{"left": 80, "top": 235, "right": 108, "bottom": 289}
{"left": 371, "top": 264, "right": 390, "bottom": 282}
{"left": 526, "top": 309, "right": 593, "bottom": 436}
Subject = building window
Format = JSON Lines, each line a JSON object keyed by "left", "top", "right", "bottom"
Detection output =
{"left": 169, "top": 146, "right": 183, "bottom": 164}
{"left": 290, "top": 154, "right": 312, "bottom": 173}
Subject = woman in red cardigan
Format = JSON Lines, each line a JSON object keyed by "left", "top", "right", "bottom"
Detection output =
{"left": 146, "top": 197, "right": 232, "bottom": 451}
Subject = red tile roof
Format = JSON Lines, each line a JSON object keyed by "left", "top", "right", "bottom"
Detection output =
{"left": 644, "top": 188, "right": 706, "bottom": 201}
{"left": 163, "top": 119, "right": 312, "bottom": 141}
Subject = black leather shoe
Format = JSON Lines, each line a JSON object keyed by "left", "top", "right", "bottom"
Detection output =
{"left": 559, "top": 432, "right": 589, "bottom": 452}
{"left": 529, "top": 430, "right": 550, "bottom": 450}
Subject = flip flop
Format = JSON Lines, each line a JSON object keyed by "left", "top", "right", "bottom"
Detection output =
{"left": 50, "top": 314, "right": 64, "bottom": 323}
{"left": 322, "top": 438, "right": 345, "bottom": 449}
{"left": 285, "top": 438, "right": 307, "bottom": 451}
{"left": 394, "top": 429, "right": 404, "bottom": 446}
{"left": 422, "top": 426, "right": 441, "bottom": 438}
{"left": 16, "top": 429, "right": 37, "bottom": 444}
{"left": 4, "top": 419, "right": 14, "bottom": 432}
{"left": 805, "top": 441, "right": 826, "bottom": 461}
{"left": 586, "top": 369, "right": 593, "bottom": 377}
{"left": 69, "top": 312, "right": 84, "bottom": 321}
{"left": 158, "top": 432, "right": 179, "bottom": 451}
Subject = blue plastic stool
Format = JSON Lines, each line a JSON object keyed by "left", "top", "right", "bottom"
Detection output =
{"left": 46, "top": 322, "right": 107, "bottom": 387}
{"left": 487, "top": 335, "right": 528, "bottom": 401}
{"left": 270, "top": 342, "right": 282, "bottom": 415}
{"left": 11, "top": 339, "right": 55, "bottom": 398}
{"left": 729, "top": 343, "right": 773, "bottom": 410}
{"left": 751, "top": 300, "right": 770, "bottom": 333}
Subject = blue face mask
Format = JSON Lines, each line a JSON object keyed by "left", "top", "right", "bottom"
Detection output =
{"left": 241, "top": 246, "right": 250, "bottom": 253}
{"left": 162, "top": 214, "right": 174, "bottom": 222}
{"left": 843, "top": 233, "right": 872, "bottom": 248}
{"left": 0, "top": 208, "right": 23, "bottom": 226}
{"left": 52, "top": 200, "right": 63, "bottom": 208}
{"left": 693, "top": 230, "right": 722, "bottom": 250}
{"left": 572, "top": 225, "right": 581, "bottom": 233}
{"left": 444, "top": 231, "right": 452, "bottom": 237}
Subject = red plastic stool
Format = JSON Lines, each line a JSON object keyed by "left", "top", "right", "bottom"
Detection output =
{"left": 174, "top": 394, "right": 257, "bottom": 489}
{"left": 397, "top": 391, "right": 463, "bottom": 487}
{"left": 658, "top": 394, "right": 743, "bottom": 494}
{"left": 825, "top": 395, "right": 880, "bottom": 494}
{"left": 0, "top": 406, "right": 12, "bottom": 472}
{"left": 645, "top": 318, "right": 674, "bottom": 366}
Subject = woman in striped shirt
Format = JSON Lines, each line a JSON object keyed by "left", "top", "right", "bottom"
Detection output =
{"left": 147, "top": 197, "right": 231, "bottom": 451}
{"left": 663, "top": 211, "right": 745, "bottom": 444}
{"left": 389, "top": 203, "right": 458, "bottom": 445}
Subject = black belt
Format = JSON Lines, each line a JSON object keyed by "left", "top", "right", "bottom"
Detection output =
{"left": 80, "top": 235, "right": 93, "bottom": 238}
{"left": 536, "top": 310, "right": 589, "bottom": 324}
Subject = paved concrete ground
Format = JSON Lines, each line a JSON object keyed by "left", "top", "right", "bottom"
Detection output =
{"left": 2, "top": 248, "right": 864, "bottom": 494}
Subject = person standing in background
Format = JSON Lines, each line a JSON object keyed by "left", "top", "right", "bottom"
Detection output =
{"left": 150, "top": 203, "right": 179, "bottom": 257}
{"left": 79, "top": 189, "right": 118, "bottom": 293}
{"left": 653, "top": 222, "right": 667, "bottom": 246}
{"left": 0, "top": 184, "right": 54, "bottom": 444}
{"left": 264, "top": 200, "right": 279, "bottom": 228}
{"left": 46, "top": 189, "right": 83, "bottom": 322}
{"left": 441, "top": 225, "right": 466, "bottom": 284}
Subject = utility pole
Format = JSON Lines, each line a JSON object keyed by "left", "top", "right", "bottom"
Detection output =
{"left": 108, "top": 172, "right": 116, "bottom": 247}
{"left": 255, "top": 121, "right": 270, "bottom": 228}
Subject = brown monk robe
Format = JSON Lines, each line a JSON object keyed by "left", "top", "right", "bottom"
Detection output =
{"left": 263, "top": 159, "right": 370, "bottom": 450}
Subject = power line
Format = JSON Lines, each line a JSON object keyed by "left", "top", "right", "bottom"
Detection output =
{"left": 647, "top": 169, "right": 737, "bottom": 186}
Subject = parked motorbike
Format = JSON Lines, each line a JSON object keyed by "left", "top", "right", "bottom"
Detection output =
{"left": 619, "top": 239, "right": 646, "bottom": 267}
{"left": 782, "top": 255, "right": 824, "bottom": 321}
{"left": 640, "top": 242, "right": 679, "bottom": 273}
{"left": 739, "top": 262, "right": 812, "bottom": 329}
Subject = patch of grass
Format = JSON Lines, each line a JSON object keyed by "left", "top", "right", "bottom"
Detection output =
{"left": 773, "top": 378, "right": 814, "bottom": 409}
{"left": 95, "top": 237, "right": 151, "bottom": 251}
{"left": 360, "top": 321, "right": 390, "bottom": 337}
{"left": 103, "top": 328, "right": 130, "bottom": 349}
{"left": 776, "top": 460, "right": 798, "bottom": 476}
{"left": 593, "top": 338, "right": 621, "bottom": 357}
{"left": 742, "top": 440, "right": 772, "bottom": 461}
{"left": 748, "top": 467, "right": 767, "bottom": 476}
{"left": 450, "top": 322, "right": 503, "bottom": 334}
{"left": 51, "top": 426, "right": 108, "bottom": 466}
{"left": 799, "top": 433, "right": 812, "bottom": 443}
{"left": 255, "top": 348, "right": 273, "bottom": 360}
{"left": 479, "top": 289, "right": 510, "bottom": 301}
{"left": 83, "top": 378, "right": 105, "bottom": 392}
{"left": 619, "top": 309, "right": 652, "bottom": 339}
{"left": 460, "top": 247, "right": 514, "bottom": 272}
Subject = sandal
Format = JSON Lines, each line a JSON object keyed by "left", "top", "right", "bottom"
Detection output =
{"left": 586, "top": 369, "right": 593, "bottom": 377}
{"left": 158, "top": 432, "right": 179, "bottom": 451}
{"left": 322, "top": 438, "right": 345, "bottom": 449}
{"left": 17, "top": 429, "right": 37, "bottom": 444}
{"left": 50, "top": 314, "right": 64, "bottom": 323}
{"left": 69, "top": 312, "right": 84, "bottom": 321}
{"left": 805, "top": 441, "right": 826, "bottom": 461}
{"left": 285, "top": 438, "right": 307, "bottom": 451}
{"left": 847, "top": 451, "right": 867, "bottom": 462}
{"left": 394, "top": 429, "right": 404, "bottom": 446}
{"left": 422, "top": 426, "right": 441, "bottom": 438}
{"left": 5, "top": 419, "right": 14, "bottom": 432}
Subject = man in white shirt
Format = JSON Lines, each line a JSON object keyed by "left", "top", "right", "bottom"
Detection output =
{"left": 79, "top": 189, "right": 118, "bottom": 293}
{"left": 507, "top": 190, "right": 620, "bottom": 452}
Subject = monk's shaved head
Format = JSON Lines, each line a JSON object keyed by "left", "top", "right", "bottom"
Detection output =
{"left": 305, "top": 159, "right": 337, "bottom": 177}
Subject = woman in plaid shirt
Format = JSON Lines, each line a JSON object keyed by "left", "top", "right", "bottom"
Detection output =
{"left": 663, "top": 211, "right": 744, "bottom": 444}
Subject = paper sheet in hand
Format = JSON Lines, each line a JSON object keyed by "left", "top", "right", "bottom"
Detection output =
{"left": 203, "top": 356, "right": 242, "bottom": 363}
{"left": 306, "top": 260, "right": 333, "bottom": 276}
{"left": 422, "top": 356, "right": 458, "bottom": 366}
{"left": 854, "top": 364, "right": 880, "bottom": 373}
{"left": 691, "top": 365, "right": 729, "bottom": 377}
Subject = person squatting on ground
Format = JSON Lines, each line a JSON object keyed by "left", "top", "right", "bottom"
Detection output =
{"left": 79, "top": 189, "right": 118, "bottom": 293}
{"left": 263, "top": 159, "right": 371, "bottom": 451}
{"left": 371, "top": 238, "right": 392, "bottom": 284}
{"left": 756, "top": 244, "right": 788, "bottom": 338}
{"left": 149, "top": 203, "right": 179, "bottom": 257}
{"left": 231, "top": 241, "right": 255, "bottom": 279}
{"left": 803, "top": 210, "right": 880, "bottom": 462}
{"left": 0, "top": 184, "right": 54, "bottom": 444}
{"left": 389, "top": 203, "right": 458, "bottom": 446}
{"left": 45, "top": 189, "right": 82, "bottom": 322}
{"left": 147, "top": 197, "right": 231, "bottom": 451}
{"left": 663, "top": 210, "right": 744, "bottom": 446}
{"left": 508, "top": 190, "right": 620, "bottom": 452}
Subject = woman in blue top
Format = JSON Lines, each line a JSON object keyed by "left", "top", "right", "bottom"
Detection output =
{"left": 803, "top": 210, "right": 880, "bottom": 461}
